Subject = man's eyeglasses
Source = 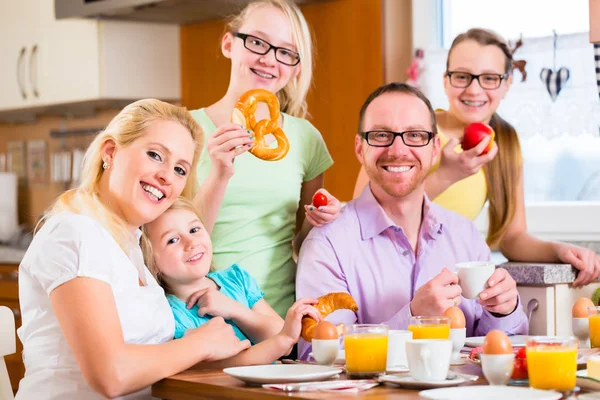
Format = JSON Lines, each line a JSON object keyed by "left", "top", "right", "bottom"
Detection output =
{"left": 361, "top": 130, "right": 434, "bottom": 147}
{"left": 446, "top": 71, "right": 508, "bottom": 90}
{"left": 232, "top": 32, "right": 300, "bottom": 66}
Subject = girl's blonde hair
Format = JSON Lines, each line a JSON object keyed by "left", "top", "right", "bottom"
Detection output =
{"left": 447, "top": 28, "right": 523, "bottom": 248}
{"left": 226, "top": 0, "right": 313, "bottom": 118}
{"left": 42, "top": 99, "right": 204, "bottom": 251}
{"left": 141, "top": 197, "right": 214, "bottom": 293}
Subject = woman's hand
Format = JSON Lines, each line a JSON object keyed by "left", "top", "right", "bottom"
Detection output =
{"left": 207, "top": 123, "right": 254, "bottom": 179}
{"left": 186, "top": 287, "right": 245, "bottom": 319}
{"left": 278, "top": 298, "right": 321, "bottom": 344}
{"left": 555, "top": 242, "right": 600, "bottom": 287}
{"left": 184, "top": 316, "right": 250, "bottom": 361}
{"left": 438, "top": 136, "right": 498, "bottom": 185}
{"left": 303, "top": 189, "right": 342, "bottom": 228}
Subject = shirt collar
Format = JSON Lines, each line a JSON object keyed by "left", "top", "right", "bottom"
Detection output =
{"left": 355, "top": 185, "right": 443, "bottom": 240}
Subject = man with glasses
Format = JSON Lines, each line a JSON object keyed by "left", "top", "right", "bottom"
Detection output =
{"left": 295, "top": 83, "right": 527, "bottom": 360}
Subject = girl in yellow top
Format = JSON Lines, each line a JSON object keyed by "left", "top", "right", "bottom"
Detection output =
{"left": 355, "top": 28, "right": 600, "bottom": 287}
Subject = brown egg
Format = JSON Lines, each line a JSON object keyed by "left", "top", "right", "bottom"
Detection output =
{"left": 482, "top": 330, "right": 513, "bottom": 355}
{"left": 573, "top": 297, "right": 595, "bottom": 318}
{"left": 443, "top": 306, "right": 466, "bottom": 329}
{"left": 313, "top": 321, "right": 339, "bottom": 340}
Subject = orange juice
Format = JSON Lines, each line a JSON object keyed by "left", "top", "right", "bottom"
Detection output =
{"left": 408, "top": 324, "right": 450, "bottom": 339}
{"left": 526, "top": 346, "right": 577, "bottom": 391}
{"left": 344, "top": 334, "right": 388, "bottom": 377}
{"left": 590, "top": 314, "right": 600, "bottom": 348}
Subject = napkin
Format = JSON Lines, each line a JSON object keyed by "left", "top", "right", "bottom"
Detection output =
{"left": 263, "top": 379, "right": 379, "bottom": 393}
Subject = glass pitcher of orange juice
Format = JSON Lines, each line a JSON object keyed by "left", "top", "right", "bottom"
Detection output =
{"left": 408, "top": 317, "right": 450, "bottom": 339}
{"left": 526, "top": 336, "right": 578, "bottom": 392}
{"left": 344, "top": 324, "right": 389, "bottom": 378}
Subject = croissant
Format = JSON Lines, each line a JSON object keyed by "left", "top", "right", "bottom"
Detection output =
{"left": 301, "top": 292, "right": 358, "bottom": 342}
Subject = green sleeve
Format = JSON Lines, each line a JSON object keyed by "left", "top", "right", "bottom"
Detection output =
{"left": 300, "top": 119, "right": 334, "bottom": 182}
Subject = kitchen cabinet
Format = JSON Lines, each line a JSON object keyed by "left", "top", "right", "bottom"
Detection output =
{"left": 0, "top": 0, "right": 180, "bottom": 116}
{"left": 591, "top": 0, "right": 600, "bottom": 43}
{"left": 0, "top": 263, "right": 21, "bottom": 394}
{"left": 506, "top": 262, "right": 600, "bottom": 335}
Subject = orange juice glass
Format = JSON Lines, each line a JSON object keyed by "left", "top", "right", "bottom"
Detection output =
{"left": 408, "top": 316, "right": 450, "bottom": 339}
{"left": 589, "top": 307, "right": 600, "bottom": 348}
{"left": 526, "top": 336, "right": 578, "bottom": 392}
{"left": 344, "top": 324, "right": 389, "bottom": 378}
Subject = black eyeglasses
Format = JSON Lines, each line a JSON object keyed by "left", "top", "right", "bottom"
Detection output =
{"left": 446, "top": 71, "right": 508, "bottom": 90}
{"left": 360, "top": 130, "right": 434, "bottom": 147}
{"left": 232, "top": 32, "right": 300, "bottom": 66}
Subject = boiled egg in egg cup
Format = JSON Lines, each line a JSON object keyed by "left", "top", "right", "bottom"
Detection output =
{"left": 311, "top": 321, "right": 340, "bottom": 365}
{"left": 572, "top": 297, "right": 593, "bottom": 349}
{"left": 444, "top": 307, "right": 467, "bottom": 365}
{"left": 480, "top": 330, "right": 515, "bottom": 385}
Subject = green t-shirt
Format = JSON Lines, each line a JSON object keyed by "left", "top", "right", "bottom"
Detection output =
{"left": 191, "top": 108, "right": 333, "bottom": 317}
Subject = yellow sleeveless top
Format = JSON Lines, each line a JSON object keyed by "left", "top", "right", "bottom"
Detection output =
{"left": 430, "top": 128, "right": 488, "bottom": 220}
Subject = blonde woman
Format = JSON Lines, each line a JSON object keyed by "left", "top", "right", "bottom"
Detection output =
{"left": 140, "top": 198, "right": 321, "bottom": 368}
{"left": 353, "top": 28, "right": 600, "bottom": 286}
{"left": 16, "top": 99, "right": 250, "bottom": 400}
{"left": 192, "top": 0, "right": 340, "bottom": 318}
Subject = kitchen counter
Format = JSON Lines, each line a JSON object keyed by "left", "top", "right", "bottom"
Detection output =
{"left": 500, "top": 262, "right": 583, "bottom": 285}
{"left": 0, "top": 246, "right": 25, "bottom": 264}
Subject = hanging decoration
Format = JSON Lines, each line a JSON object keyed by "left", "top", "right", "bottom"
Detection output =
{"left": 539, "top": 30, "right": 570, "bottom": 102}
{"left": 406, "top": 49, "right": 424, "bottom": 89}
{"left": 509, "top": 35, "right": 527, "bottom": 82}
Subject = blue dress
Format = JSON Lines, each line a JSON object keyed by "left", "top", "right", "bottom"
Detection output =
{"left": 167, "top": 264, "right": 265, "bottom": 342}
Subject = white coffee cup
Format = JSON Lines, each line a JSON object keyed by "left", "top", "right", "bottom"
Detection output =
{"left": 405, "top": 339, "right": 452, "bottom": 382}
{"left": 386, "top": 330, "right": 412, "bottom": 372}
{"left": 455, "top": 261, "right": 495, "bottom": 299}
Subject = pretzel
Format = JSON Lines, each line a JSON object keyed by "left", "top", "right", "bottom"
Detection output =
{"left": 231, "top": 89, "right": 290, "bottom": 161}
{"left": 301, "top": 292, "right": 358, "bottom": 342}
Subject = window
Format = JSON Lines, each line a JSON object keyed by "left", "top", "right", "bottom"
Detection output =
{"left": 412, "top": 0, "right": 600, "bottom": 245}
{"left": 441, "top": 0, "right": 590, "bottom": 48}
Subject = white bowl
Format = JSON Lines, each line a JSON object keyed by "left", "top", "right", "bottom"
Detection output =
{"left": 480, "top": 353, "right": 514, "bottom": 385}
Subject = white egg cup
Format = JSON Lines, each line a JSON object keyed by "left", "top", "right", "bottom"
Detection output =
{"left": 480, "top": 353, "right": 514, "bottom": 386}
{"left": 311, "top": 338, "right": 339, "bottom": 365}
{"left": 449, "top": 328, "right": 466, "bottom": 365}
{"left": 572, "top": 317, "right": 590, "bottom": 349}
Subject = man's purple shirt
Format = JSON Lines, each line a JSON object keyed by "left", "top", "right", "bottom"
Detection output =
{"left": 296, "top": 187, "right": 528, "bottom": 360}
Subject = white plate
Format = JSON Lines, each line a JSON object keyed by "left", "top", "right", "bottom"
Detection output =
{"left": 465, "top": 335, "right": 528, "bottom": 348}
{"left": 577, "top": 369, "right": 600, "bottom": 391}
{"left": 419, "top": 385, "right": 562, "bottom": 400}
{"left": 223, "top": 364, "right": 341, "bottom": 384}
{"left": 380, "top": 374, "right": 468, "bottom": 389}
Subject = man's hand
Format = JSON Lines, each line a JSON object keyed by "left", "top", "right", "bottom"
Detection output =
{"left": 410, "top": 268, "right": 462, "bottom": 316}
{"left": 478, "top": 268, "right": 518, "bottom": 315}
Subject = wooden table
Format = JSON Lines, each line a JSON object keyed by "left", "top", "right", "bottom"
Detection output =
{"left": 152, "top": 363, "right": 488, "bottom": 400}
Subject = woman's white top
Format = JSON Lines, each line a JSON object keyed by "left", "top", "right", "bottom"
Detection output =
{"left": 15, "top": 213, "right": 175, "bottom": 400}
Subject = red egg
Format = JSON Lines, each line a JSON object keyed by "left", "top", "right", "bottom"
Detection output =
{"left": 313, "top": 321, "right": 338, "bottom": 340}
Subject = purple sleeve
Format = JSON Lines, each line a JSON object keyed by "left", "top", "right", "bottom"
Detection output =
{"left": 296, "top": 236, "right": 357, "bottom": 360}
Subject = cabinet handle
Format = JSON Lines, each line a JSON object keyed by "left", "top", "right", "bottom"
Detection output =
{"left": 526, "top": 299, "right": 539, "bottom": 322}
{"left": 29, "top": 44, "right": 39, "bottom": 98}
{"left": 11, "top": 307, "right": 20, "bottom": 319}
{"left": 17, "top": 46, "right": 27, "bottom": 100}
{"left": 0, "top": 270, "right": 18, "bottom": 281}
